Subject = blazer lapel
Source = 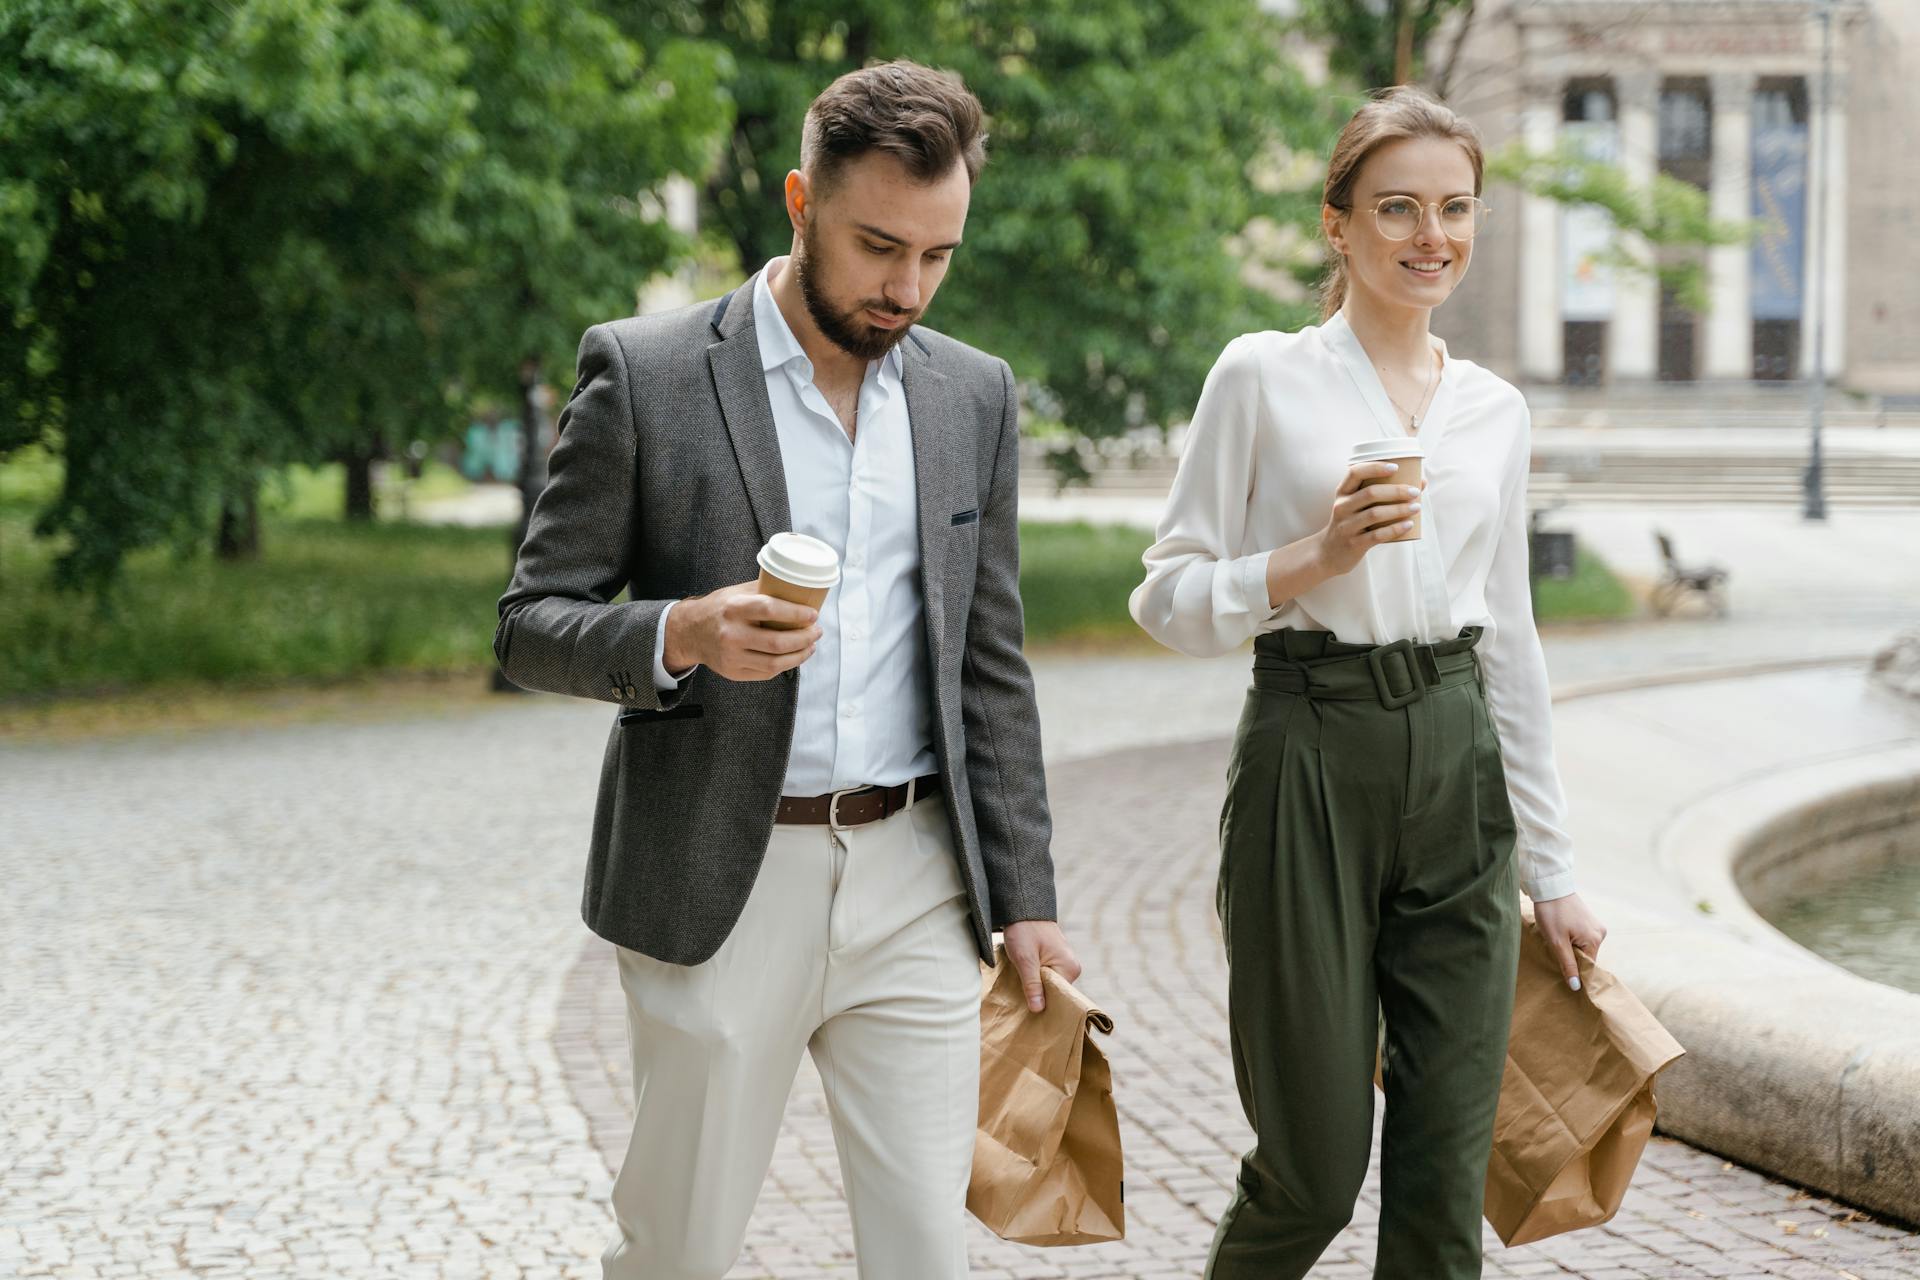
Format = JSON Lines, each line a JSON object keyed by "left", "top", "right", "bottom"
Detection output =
{"left": 902, "top": 340, "right": 956, "bottom": 659}
{"left": 707, "top": 274, "right": 791, "bottom": 545}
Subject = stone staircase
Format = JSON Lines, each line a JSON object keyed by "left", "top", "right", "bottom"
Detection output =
{"left": 1019, "top": 388, "right": 1920, "bottom": 509}
{"left": 1525, "top": 450, "right": 1920, "bottom": 507}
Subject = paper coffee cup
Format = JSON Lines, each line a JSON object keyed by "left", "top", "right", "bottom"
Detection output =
{"left": 1348, "top": 438, "right": 1425, "bottom": 541}
{"left": 755, "top": 531, "right": 840, "bottom": 629}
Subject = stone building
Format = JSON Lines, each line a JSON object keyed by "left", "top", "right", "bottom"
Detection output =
{"left": 1434, "top": 0, "right": 1917, "bottom": 395}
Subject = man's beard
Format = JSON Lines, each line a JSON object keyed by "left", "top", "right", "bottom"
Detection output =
{"left": 793, "top": 233, "right": 919, "bottom": 362}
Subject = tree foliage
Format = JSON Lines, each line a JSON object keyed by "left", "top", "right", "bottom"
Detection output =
{"left": 0, "top": 0, "right": 730, "bottom": 594}
{"left": 645, "top": 0, "right": 1322, "bottom": 439}
{"left": 1296, "top": 0, "right": 1476, "bottom": 94}
{"left": 1490, "top": 140, "right": 1752, "bottom": 311}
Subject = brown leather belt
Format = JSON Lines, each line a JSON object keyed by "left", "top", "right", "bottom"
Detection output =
{"left": 776, "top": 774, "right": 941, "bottom": 827}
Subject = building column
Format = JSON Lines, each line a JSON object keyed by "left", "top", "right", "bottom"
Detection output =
{"left": 1611, "top": 70, "right": 1661, "bottom": 380}
{"left": 1518, "top": 75, "right": 1563, "bottom": 381}
{"left": 1706, "top": 71, "right": 1755, "bottom": 379}
{"left": 1803, "top": 69, "right": 1848, "bottom": 380}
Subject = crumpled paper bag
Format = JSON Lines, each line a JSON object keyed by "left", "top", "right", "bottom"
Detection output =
{"left": 966, "top": 945, "right": 1125, "bottom": 1245}
{"left": 1371, "top": 901, "right": 1685, "bottom": 1245}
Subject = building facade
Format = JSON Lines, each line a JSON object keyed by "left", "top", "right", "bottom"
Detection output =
{"left": 1436, "top": 0, "right": 1917, "bottom": 395}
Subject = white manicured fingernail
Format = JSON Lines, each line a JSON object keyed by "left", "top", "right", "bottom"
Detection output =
{"left": 1567, "top": 976, "right": 1582, "bottom": 992}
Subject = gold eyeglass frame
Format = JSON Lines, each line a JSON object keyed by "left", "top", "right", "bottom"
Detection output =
{"left": 1349, "top": 195, "right": 1492, "bottom": 243}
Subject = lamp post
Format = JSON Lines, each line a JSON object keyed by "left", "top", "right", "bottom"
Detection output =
{"left": 1801, "top": 0, "right": 1834, "bottom": 522}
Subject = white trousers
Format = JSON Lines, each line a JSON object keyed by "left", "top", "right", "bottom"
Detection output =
{"left": 600, "top": 791, "right": 982, "bottom": 1280}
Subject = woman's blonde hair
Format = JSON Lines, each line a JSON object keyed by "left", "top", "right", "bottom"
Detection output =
{"left": 1318, "top": 86, "right": 1486, "bottom": 321}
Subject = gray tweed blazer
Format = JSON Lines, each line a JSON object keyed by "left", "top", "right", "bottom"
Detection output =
{"left": 493, "top": 273, "right": 1057, "bottom": 967}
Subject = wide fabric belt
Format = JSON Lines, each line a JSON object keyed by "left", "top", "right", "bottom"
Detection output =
{"left": 776, "top": 774, "right": 942, "bottom": 827}
{"left": 1252, "top": 629, "right": 1485, "bottom": 711}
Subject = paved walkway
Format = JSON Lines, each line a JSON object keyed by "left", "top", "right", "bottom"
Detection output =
{"left": 5, "top": 504, "right": 1918, "bottom": 1278}
{"left": 563, "top": 728, "right": 1920, "bottom": 1279}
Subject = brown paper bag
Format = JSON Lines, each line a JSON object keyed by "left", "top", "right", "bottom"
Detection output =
{"left": 1370, "top": 903, "right": 1685, "bottom": 1246}
{"left": 1482, "top": 901, "right": 1686, "bottom": 1245}
{"left": 967, "top": 945, "right": 1125, "bottom": 1246}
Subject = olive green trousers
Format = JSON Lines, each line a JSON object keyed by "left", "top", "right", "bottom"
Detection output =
{"left": 1205, "top": 626, "right": 1521, "bottom": 1280}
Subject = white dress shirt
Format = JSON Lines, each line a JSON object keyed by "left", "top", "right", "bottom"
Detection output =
{"left": 652, "top": 259, "right": 937, "bottom": 795}
{"left": 1128, "top": 307, "right": 1577, "bottom": 901}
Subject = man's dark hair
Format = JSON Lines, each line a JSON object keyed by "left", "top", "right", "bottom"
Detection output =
{"left": 801, "top": 59, "right": 987, "bottom": 195}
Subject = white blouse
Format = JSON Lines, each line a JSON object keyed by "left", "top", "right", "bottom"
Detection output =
{"left": 1128, "top": 307, "right": 1577, "bottom": 902}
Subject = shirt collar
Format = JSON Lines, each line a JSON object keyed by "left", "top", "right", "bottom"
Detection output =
{"left": 1324, "top": 304, "right": 1450, "bottom": 364}
{"left": 753, "top": 257, "right": 904, "bottom": 384}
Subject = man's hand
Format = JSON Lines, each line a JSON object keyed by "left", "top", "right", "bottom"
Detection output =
{"left": 1002, "top": 920, "right": 1083, "bottom": 1013}
{"left": 663, "top": 580, "right": 823, "bottom": 681}
{"left": 1534, "top": 892, "right": 1608, "bottom": 992}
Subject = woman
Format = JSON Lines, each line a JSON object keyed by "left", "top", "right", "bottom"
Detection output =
{"left": 1128, "top": 87, "right": 1608, "bottom": 1279}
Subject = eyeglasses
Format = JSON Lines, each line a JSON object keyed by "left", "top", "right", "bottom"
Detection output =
{"left": 1353, "top": 195, "right": 1491, "bottom": 242}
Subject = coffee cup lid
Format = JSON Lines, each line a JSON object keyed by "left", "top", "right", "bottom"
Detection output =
{"left": 758, "top": 531, "right": 841, "bottom": 589}
{"left": 1348, "top": 437, "right": 1425, "bottom": 462}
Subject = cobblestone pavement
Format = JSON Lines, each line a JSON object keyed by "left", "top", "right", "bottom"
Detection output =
{"left": 1, "top": 710, "right": 621, "bottom": 1279}
{"left": 566, "top": 735, "right": 1920, "bottom": 1280}
{"left": 7, "top": 657, "right": 1920, "bottom": 1279}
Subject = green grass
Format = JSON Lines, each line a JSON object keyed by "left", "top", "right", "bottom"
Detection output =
{"left": 0, "top": 443, "right": 61, "bottom": 515}
{"left": 1017, "top": 521, "right": 1158, "bottom": 647}
{"left": 0, "top": 467, "right": 1632, "bottom": 703}
{"left": 1530, "top": 544, "right": 1638, "bottom": 622}
{"left": 261, "top": 459, "right": 475, "bottom": 520}
{"left": 1018, "top": 522, "right": 1637, "bottom": 640}
{"left": 1, "top": 514, "right": 514, "bottom": 701}
{"left": 1, "top": 444, "right": 475, "bottom": 522}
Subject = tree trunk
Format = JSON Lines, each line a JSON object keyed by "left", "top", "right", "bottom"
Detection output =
{"left": 1394, "top": 1, "right": 1416, "bottom": 85}
{"left": 1433, "top": 0, "right": 1477, "bottom": 100}
{"left": 343, "top": 444, "right": 376, "bottom": 522}
{"left": 493, "top": 353, "right": 547, "bottom": 695}
{"left": 216, "top": 484, "right": 261, "bottom": 561}
{"left": 516, "top": 355, "right": 546, "bottom": 532}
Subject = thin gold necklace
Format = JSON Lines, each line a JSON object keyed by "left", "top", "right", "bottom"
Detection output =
{"left": 1385, "top": 347, "right": 1442, "bottom": 433}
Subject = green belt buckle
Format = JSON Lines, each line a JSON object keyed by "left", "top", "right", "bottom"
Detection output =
{"left": 1367, "top": 638, "right": 1428, "bottom": 709}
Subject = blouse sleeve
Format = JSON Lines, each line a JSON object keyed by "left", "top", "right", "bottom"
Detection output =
{"left": 1478, "top": 396, "right": 1578, "bottom": 902}
{"left": 1129, "top": 335, "right": 1286, "bottom": 658}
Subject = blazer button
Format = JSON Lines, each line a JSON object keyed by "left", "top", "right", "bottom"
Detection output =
{"left": 624, "top": 684, "right": 637, "bottom": 699}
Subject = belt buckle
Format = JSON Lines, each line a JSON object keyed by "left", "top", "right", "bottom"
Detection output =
{"left": 1367, "top": 638, "right": 1427, "bottom": 710}
{"left": 821, "top": 786, "right": 867, "bottom": 836}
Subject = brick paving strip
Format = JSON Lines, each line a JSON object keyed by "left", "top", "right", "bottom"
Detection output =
{"left": 560, "top": 737, "right": 1920, "bottom": 1280}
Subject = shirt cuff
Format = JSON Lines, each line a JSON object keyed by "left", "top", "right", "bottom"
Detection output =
{"left": 1523, "top": 869, "right": 1579, "bottom": 903}
{"left": 652, "top": 601, "right": 699, "bottom": 691}
{"left": 1233, "top": 549, "right": 1282, "bottom": 635}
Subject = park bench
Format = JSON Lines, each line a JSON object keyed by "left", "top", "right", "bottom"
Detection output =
{"left": 1651, "top": 529, "right": 1729, "bottom": 617}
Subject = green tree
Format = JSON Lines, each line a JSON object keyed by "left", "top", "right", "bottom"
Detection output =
{"left": 1295, "top": 0, "right": 1476, "bottom": 94}
{"left": 1, "top": 0, "right": 729, "bottom": 596}
{"left": 1489, "top": 140, "right": 1750, "bottom": 313}
{"left": 1286, "top": 5, "right": 1752, "bottom": 314}
{"left": 646, "top": 0, "right": 1322, "bottom": 444}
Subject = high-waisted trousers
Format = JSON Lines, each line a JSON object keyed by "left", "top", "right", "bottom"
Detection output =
{"left": 1204, "top": 626, "right": 1521, "bottom": 1280}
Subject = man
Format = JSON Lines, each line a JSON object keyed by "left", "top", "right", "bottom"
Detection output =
{"left": 493, "top": 59, "right": 1080, "bottom": 1279}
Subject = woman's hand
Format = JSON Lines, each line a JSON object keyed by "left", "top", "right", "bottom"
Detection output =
{"left": 1314, "top": 463, "right": 1426, "bottom": 578}
{"left": 1533, "top": 893, "right": 1608, "bottom": 992}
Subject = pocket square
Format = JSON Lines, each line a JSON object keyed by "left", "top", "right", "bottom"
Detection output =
{"left": 951, "top": 508, "right": 980, "bottom": 526}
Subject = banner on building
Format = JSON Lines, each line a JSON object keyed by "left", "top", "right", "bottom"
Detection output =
{"left": 1750, "top": 108, "right": 1807, "bottom": 321}
{"left": 1561, "top": 120, "right": 1618, "bottom": 322}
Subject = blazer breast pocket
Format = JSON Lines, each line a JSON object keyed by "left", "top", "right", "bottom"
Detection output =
{"left": 617, "top": 703, "right": 706, "bottom": 727}
{"left": 950, "top": 508, "right": 979, "bottom": 526}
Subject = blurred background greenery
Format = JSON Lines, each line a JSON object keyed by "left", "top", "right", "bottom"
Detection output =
{"left": 0, "top": 442, "right": 1630, "bottom": 704}
{"left": 1, "top": 0, "right": 1634, "bottom": 710}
